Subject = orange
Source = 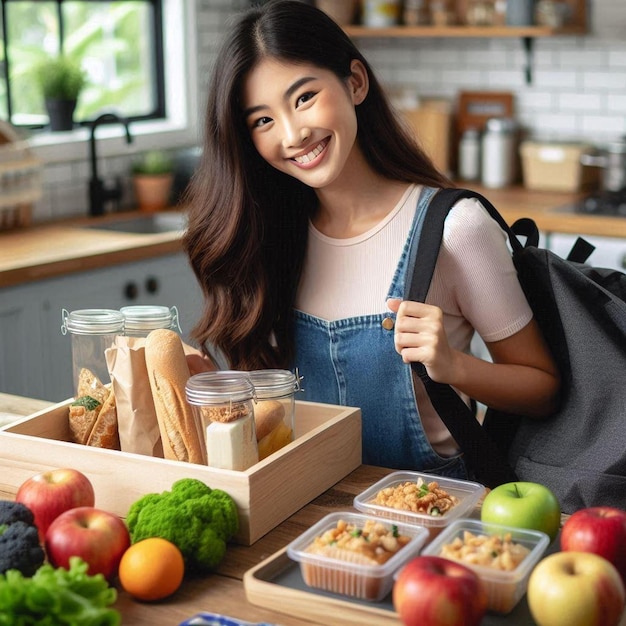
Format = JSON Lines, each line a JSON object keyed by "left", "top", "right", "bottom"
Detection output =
{"left": 118, "top": 537, "right": 185, "bottom": 601}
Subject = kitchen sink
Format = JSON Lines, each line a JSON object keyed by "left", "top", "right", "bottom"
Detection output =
{"left": 79, "top": 211, "right": 187, "bottom": 235}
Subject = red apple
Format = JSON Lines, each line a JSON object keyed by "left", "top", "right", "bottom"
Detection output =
{"left": 15, "top": 468, "right": 95, "bottom": 542}
{"left": 45, "top": 506, "right": 130, "bottom": 581}
{"left": 393, "top": 555, "right": 488, "bottom": 626}
{"left": 527, "top": 551, "right": 625, "bottom": 626}
{"left": 561, "top": 506, "right": 626, "bottom": 586}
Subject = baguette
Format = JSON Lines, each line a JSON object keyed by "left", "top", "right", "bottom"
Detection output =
{"left": 254, "top": 400, "right": 285, "bottom": 441}
{"left": 144, "top": 329, "right": 204, "bottom": 464}
{"left": 86, "top": 391, "right": 121, "bottom": 450}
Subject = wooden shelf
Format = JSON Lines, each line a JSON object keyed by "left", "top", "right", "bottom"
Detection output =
{"left": 343, "top": 24, "right": 586, "bottom": 38}
{"left": 343, "top": 0, "right": 587, "bottom": 39}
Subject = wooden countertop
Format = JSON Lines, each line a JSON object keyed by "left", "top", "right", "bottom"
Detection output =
{"left": 1, "top": 189, "right": 625, "bottom": 290}
{"left": 0, "top": 211, "right": 185, "bottom": 289}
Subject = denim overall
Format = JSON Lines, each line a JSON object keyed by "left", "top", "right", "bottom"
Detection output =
{"left": 293, "top": 186, "right": 467, "bottom": 478}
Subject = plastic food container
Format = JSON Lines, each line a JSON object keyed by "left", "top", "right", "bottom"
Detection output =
{"left": 421, "top": 518, "right": 549, "bottom": 613}
{"left": 286, "top": 511, "right": 428, "bottom": 602}
{"left": 353, "top": 471, "right": 485, "bottom": 541}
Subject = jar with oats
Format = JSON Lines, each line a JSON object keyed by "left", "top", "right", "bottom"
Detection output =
{"left": 248, "top": 369, "right": 301, "bottom": 460}
{"left": 185, "top": 371, "right": 258, "bottom": 471}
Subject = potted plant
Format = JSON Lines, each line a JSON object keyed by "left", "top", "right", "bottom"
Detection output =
{"left": 131, "top": 150, "right": 175, "bottom": 213}
{"left": 34, "top": 55, "right": 87, "bottom": 131}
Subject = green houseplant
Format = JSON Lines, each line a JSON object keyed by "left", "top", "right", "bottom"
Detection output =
{"left": 35, "top": 55, "right": 87, "bottom": 131}
{"left": 131, "top": 150, "right": 175, "bottom": 212}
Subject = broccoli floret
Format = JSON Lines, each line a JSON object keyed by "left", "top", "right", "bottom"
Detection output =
{"left": 125, "top": 478, "right": 239, "bottom": 574}
{"left": 0, "top": 501, "right": 45, "bottom": 576}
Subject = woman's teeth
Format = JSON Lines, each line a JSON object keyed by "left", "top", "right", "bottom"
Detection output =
{"left": 294, "top": 139, "right": 327, "bottom": 164}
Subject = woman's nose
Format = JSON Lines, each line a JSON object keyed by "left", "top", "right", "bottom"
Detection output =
{"left": 282, "top": 123, "right": 311, "bottom": 149}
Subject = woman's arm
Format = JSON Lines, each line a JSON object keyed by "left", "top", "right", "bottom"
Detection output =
{"left": 387, "top": 298, "right": 560, "bottom": 418}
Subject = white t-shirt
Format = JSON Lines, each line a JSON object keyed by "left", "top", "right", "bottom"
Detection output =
{"left": 295, "top": 185, "right": 533, "bottom": 456}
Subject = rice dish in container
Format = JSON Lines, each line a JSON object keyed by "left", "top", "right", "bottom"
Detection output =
{"left": 421, "top": 518, "right": 549, "bottom": 613}
{"left": 286, "top": 511, "right": 428, "bottom": 601}
{"left": 354, "top": 471, "right": 485, "bottom": 541}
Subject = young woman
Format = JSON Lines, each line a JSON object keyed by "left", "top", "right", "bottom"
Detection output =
{"left": 182, "top": 0, "right": 559, "bottom": 478}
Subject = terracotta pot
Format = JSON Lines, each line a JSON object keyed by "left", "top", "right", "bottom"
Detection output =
{"left": 133, "top": 173, "right": 174, "bottom": 213}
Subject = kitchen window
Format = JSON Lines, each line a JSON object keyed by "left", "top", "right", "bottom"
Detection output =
{"left": 0, "top": 0, "right": 197, "bottom": 164}
{"left": 1, "top": 0, "right": 165, "bottom": 128}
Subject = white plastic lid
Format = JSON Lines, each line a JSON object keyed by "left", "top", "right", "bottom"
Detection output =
{"left": 61, "top": 308, "right": 125, "bottom": 336}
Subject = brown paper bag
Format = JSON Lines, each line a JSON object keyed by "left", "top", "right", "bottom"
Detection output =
{"left": 105, "top": 336, "right": 163, "bottom": 457}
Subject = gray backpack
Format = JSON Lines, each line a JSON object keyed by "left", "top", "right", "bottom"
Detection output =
{"left": 407, "top": 188, "right": 626, "bottom": 513}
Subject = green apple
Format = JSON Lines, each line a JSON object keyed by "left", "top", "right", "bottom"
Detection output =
{"left": 480, "top": 481, "right": 561, "bottom": 541}
{"left": 527, "top": 551, "right": 625, "bottom": 626}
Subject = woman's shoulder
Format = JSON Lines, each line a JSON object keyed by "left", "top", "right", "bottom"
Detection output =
{"left": 439, "top": 195, "right": 510, "bottom": 257}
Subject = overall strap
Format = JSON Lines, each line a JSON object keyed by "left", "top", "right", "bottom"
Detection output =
{"left": 406, "top": 187, "right": 518, "bottom": 488}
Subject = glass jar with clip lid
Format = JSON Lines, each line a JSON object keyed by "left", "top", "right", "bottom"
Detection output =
{"left": 248, "top": 369, "right": 302, "bottom": 460}
{"left": 61, "top": 308, "right": 125, "bottom": 397}
{"left": 185, "top": 370, "right": 258, "bottom": 470}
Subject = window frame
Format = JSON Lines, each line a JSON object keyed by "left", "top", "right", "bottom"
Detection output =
{"left": 4, "top": 0, "right": 198, "bottom": 165}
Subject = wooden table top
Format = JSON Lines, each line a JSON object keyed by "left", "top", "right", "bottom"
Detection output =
{"left": 113, "top": 465, "right": 394, "bottom": 625}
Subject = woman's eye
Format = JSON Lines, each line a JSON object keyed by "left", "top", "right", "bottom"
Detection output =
{"left": 253, "top": 116, "right": 272, "bottom": 128}
{"left": 296, "top": 91, "right": 316, "bottom": 107}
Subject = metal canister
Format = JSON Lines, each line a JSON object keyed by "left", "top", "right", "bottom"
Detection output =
{"left": 481, "top": 118, "right": 518, "bottom": 189}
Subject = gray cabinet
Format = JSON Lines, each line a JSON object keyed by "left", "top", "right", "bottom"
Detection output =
{"left": 0, "top": 283, "right": 44, "bottom": 400}
{"left": 0, "top": 253, "right": 204, "bottom": 403}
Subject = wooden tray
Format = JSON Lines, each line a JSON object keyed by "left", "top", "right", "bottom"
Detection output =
{"left": 0, "top": 399, "right": 361, "bottom": 546}
{"left": 244, "top": 547, "right": 541, "bottom": 626}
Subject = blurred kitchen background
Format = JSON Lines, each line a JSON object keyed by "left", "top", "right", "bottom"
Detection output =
{"left": 11, "top": 0, "right": 623, "bottom": 224}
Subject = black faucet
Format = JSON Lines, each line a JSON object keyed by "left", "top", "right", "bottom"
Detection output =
{"left": 89, "top": 113, "right": 133, "bottom": 217}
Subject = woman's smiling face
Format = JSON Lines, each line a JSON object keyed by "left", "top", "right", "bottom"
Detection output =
{"left": 242, "top": 58, "right": 368, "bottom": 190}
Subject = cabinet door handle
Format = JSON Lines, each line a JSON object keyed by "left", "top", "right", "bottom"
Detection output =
{"left": 145, "top": 276, "right": 159, "bottom": 294}
{"left": 124, "top": 281, "right": 139, "bottom": 300}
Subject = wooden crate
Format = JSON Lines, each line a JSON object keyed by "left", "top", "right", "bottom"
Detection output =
{"left": 0, "top": 399, "right": 361, "bottom": 546}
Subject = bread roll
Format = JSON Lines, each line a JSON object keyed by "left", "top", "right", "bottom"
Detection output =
{"left": 145, "top": 329, "right": 204, "bottom": 464}
{"left": 254, "top": 400, "right": 286, "bottom": 442}
{"left": 86, "top": 391, "right": 120, "bottom": 450}
{"left": 69, "top": 368, "right": 119, "bottom": 449}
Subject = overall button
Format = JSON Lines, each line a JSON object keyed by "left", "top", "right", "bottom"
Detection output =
{"left": 381, "top": 317, "right": 395, "bottom": 330}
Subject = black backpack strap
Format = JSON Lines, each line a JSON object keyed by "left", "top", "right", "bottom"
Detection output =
{"left": 406, "top": 187, "right": 518, "bottom": 487}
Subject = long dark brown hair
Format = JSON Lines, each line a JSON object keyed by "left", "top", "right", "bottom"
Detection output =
{"left": 182, "top": 0, "right": 451, "bottom": 370}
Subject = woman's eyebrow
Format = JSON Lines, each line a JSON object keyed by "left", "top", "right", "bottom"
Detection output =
{"left": 243, "top": 75, "right": 317, "bottom": 119}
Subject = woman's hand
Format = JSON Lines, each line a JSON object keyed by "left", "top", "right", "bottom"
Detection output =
{"left": 387, "top": 298, "right": 458, "bottom": 384}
